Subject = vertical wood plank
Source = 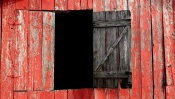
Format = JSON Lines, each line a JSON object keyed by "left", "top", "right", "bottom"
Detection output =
{"left": 55, "top": 0, "right": 67, "bottom": 10}
{"left": 55, "top": 90, "right": 67, "bottom": 99}
{"left": 14, "top": 10, "right": 29, "bottom": 91}
{"left": 94, "top": 88, "right": 107, "bottom": 99}
{"left": 28, "top": 11, "right": 43, "bottom": 90}
{"left": 0, "top": 1, "right": 2, "bottom": 98}
{"left": 116, "top": 0, "right": 128, "bottom": 11}
{"left": 119, "top": 89, "right": 130, "bottom": 99}
{"left": 1, "top": 0, "right": 16, "bottom": 98}
{"left": 14, "top": 92, "right": 28, "bottom": 99}
{"left": 109, "top": 0, "right": 117, "bottom": 11}
{"left": 104, "top": 0, "right": 110, "bottom": 11}
{"left": 42, "top": 12, "right": 55, "bottom": 90}
{"left": 108, "top": 89, "right": 118, "bottom": 99}
{"left": 29, "top": 0, "right": 41, "bottom": 10}
{"left": 82, "top": 89, "right": 94, "bottom": 99}
{"left": 81, "top": 0, "right": 87, "bottom": 10}
{"left": 140, "top": 0, "right": 153, "bottom": 99}
{"left": 163, "top": 0, "right": 174, "bottom": 85}
{"left": 68, "top": 0, "right": 74, "bottom": 10}
{"left": 42, "top": 0, "right": 54, "bottom": 10}
{"left": 87, "top": 0, "right": 92, "bottom": 9}
{"left": 68, "top": 89, "right": 82, "bottom": 99}
{"left": 16, "top": 0, "right": 28, "bottom": 9}
{"left": 151, "top": 0, "right": 165, "bottom": 99}
{"left": 93, "top": 0, "right": 104, "bottom": 12}
{"left": 75, "top": 0, "right": 81, "bottom": 10}
{"left": 41, "top": 91, "right": 54, "bottom": 99}
{"left": 166, "top": 86, "right": 175, "bottom": 99}
{"left": 28, "top": 91, "right": 42, "bottom": 99}
{"left": 129, "top": 0, "right": 142, "bottom": 98}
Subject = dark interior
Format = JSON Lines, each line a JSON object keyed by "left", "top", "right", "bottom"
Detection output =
{"left": 54, "top": 10, "right": 93, "bottom": 90}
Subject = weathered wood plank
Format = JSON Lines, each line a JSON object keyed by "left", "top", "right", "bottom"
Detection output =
{"left": 94, "top": 71, "right": 130, "bottom": 78}
{"left": 163, "top": 0, "right": 174, "bottom": 85}
{"left": 28, "top": 91, "right": 42, "bottom": 99}
{"left": 119, "top": 89, "right": 130, "bottom": 99}
{"left": 116, "top": 0, "right": 128, "bottom": 11}
{"left": 0, "top": 1, "right": 2, "bottom": 98}
{"left": 1, "top": 0, "right": 16, "bottom": 98}
{"left": 108, "top": 89, "right": 118, "bottom": 99}
{"left": 93, "top": 0, "right": 104, "bottom": 12}
{"left": 14, "top": 10, "right": 29, "bottom": 91}
{"left": 14, "top": 92, "right": 28, "bottom": 99}
{"left": 128, "top": 0, "right": 142, "bottom": 98}
{"left": 55, "top": 0, "right": 67, "bottom": 10}
{"left": 82, "top": 89, "right": 94, "bottom": 99}
{"left": 140, "top": 0, "right": 153, "bottom": 99}
{"left": 75, "top": 0, "right": 81, "bottom": 10}
{"left": 68, "top": 89, "right": 82, "bottom": 99}
{"left": 16, "top": 0, "right": 28, "bottom": 9}
{"left": 28, "top": 11, "right": 43, "bottom": 90}
{"left": 81, "top": 0, "right": 87, "bottom": 9}
{"left": 55, "top": 90, "right": 67, "bottom": 99}
{"left": 42, "top": 12, "right": 55, "bottom": 90}
{"left": 68, "top": 0, "right": 74, "bottom": 10}
{"left": 151, "top": 0, "right": 165, "bottom": 99}
{"left": 29, "top": 0, "right": 41, "bottom": 10}
{"left": 166, "top": 86, "right": 175, "bottom": 99}
{"left": 41, "top": 91, "right": 54, "bottom": 99}
{"left": 87, "top": 0, "right": 92, "bottom": 9}
{"left": 42, "top": 0, "right": 54, "bottom": 10}
{"left": 94, "top": 89, "right": 107, "bottom": 99}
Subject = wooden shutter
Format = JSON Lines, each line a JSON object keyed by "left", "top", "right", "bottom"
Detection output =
{"left": 14, "top": 10, "right": 55, "bottom": 91}
{"left": 93, "top": 10, "right": 131, "bottom": 88}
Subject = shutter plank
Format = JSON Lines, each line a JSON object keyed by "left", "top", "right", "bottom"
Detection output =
{"left": 42, "top": 12, "right": 55, "bottom": 90}
{"left": 1, "top": 0, "right": 16, "bottom": 98}
{"left": 14, "top": 10, "right": 29, "bottom": 91}
{"left": 28, "top": 11, "right": 43, "bottom": 90}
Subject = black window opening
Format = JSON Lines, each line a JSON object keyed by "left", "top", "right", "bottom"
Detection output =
{"left": 54, "top": 10, "right": 93, "bottom": 90}
{"left": 54, "top": 10, "right": 131, "bottom": 90}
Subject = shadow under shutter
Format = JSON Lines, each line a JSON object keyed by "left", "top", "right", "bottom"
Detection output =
{"left": 93, "top": 10, "right": 131, "bottom": 88}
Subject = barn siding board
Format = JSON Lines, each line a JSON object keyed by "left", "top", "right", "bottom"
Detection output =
{"left": 41, "top": 91, "right": 54, "bottom": 99}
{"left": 68, "top": 89, "right": 94, "bottom": 99}
{"left": 55, "top": 0, "right": 68, "bottom": 10}
{"left": 28, "top": 91, "right": 42, "bottom": 99}
{"left": 0, "top": 1, "right": 2, "bottom": 98}
{"left": 81, "top": 0, "right": 87, "bottom": 9}
{"left": 87, "top": 0, "right": 93, "bottom": 9}
{"left": 81, "top": 89, "right": 94, "bottom": 99}
{"left": 108, "top": 89, "right": 118, "bottom": 99}
{"left": 119, "top": 89, "right": 130, "bottom": 99}
{"left": 140, "top": 0, "right": 153, "bottom": 99}
{"left": 151, "top": 0, "right": 165, "bottom": 99}
{"left": 15, "top": 0, "right": 28, "bottom": 9}
{"left": 29, "top": 0, "right": 42, "bottom": 10}
{"left": 93, "top": 0, "right": 105, "bottom": 12}
{"left": 14, "top": 92, "right": 28, "bottom": 99}
{"left": 75, "top": 0, "right": 81, "bottom": 10}
{"left": 166, "top": 86, "right": 175, "bottom": 99}
{"left": 42, "top": 0, "right": 54, "bottom": 10}
{"left": 163, "top": 0, "right": 174, "bottom": 85}
{"left": 28, "top": 11, "right": 43, "bottom": 90}
{"left": 14, "top": 10, "right": 29, "bottom": 91}
{"left": 1, "top": 0, "right": 16, "bottom": 99}
{"left": 68, "top": 0, "right": 74, "bottom": 10}
{"left": 42, "top": 12, "right": 55, "bottom": 90}
{"left": 94, "top": 89, "right": 107, "bottom": 99}
{"left": 55, "top": 90, "right": 67, "bottom": 99}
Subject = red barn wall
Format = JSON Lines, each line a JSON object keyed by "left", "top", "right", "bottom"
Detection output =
{"left": 0, "top": 0, "right": 175, "bottom": 99}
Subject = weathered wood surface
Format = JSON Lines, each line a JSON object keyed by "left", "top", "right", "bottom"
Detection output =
{"left": 68, "top": 89, "right": 94, "bottom": 99}
{"left": 1, "top": 0, "right": 16, "bottom": 98}
{"left": 81, "top": 0, "right": 87, "bottom": 9}
{"left": 14, "top": 10, "right": 29, "bottom": 91}
{"left": 75, "top": 0, "right": 81, "bottom": 10}
{"left": 55, "top": 90, "right": 67, "bottom": 99}
{"left": 16, "top": 0, "right": 28, "bottom": 9}
{"left": 42, "top": 0, "right": 54, "bottom": 10}
{"left": 42, "top": 12, "right": 55, "bottom": 90}
{"left": 29, "top": 0, "right": 42, "bottom": 10}
{"left": 28, "top": 11, "right": 43, "bottom": 90}
{"left": 14, "top": 92, "right": 28, "bottom": 99}
{"left": 55, "top": 0, "right": 67, "bottom": 10}
{"left": 151, "top": 0, "right": 165, "bottom": 99}
{"left": 68, "top": 0, "right": 74, "bottom": 10}
{"left": 94, "top": 88, "right": 118, "bottom": 99}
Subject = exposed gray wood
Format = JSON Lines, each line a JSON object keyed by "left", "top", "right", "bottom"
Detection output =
{"left": 94, "top": 71, "right": 130, "bottom": 78}
{"left": 93, "top": 19, "right": 131, "bottom": 27}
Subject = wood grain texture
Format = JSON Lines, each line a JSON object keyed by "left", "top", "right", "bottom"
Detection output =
{"left": 14, "top": 92, "right": 27, "bottom": 99}
{"left": 28, "top": 91, "right": 42, "bottom": 99}
{"left": 81, "top": 0, "right": 87, "bottom": 9}
{"left": 75, "top": 0, "right": 81, "bottom": 10}
{"left": 0, "top": 1, "right": 2, "bottom": 98}
{"left": 55, "top": 0, "right": 67, "bottom": 10}
{"left": 42, "top": 0, "right": 54, "bottom": 10}
{"left": 119, "top": 89, "right": 130, "bottom": 99}
{"left": 129, "top": 0, "right": 142, "bottom": 98}
{"left": 16, "top": 0, "right": 28, "bottom": 9}
{"left": 68, "top": 0, "right": 74, "bottom": 10}
{"left": 87, "top": 0, "right": 93, "bottom": 9}
{"left": 41, "top": 91, "right": 54, "bottom": 99}
{"left": 42, "top": 12, "right": 55, "bottom": 90}
{"left": 163, "top": 0, "right": 174, "bottom": 85}
{"left": 29, "top": 0, "right": 41, "bottom": 10}
{"left": 116, "top": 0, "right": 128, "bottom": 11}
{"left": 14, "top": 10, "right": 29, "bottom": 91}
{"left": 1, "top": 0, "right": 16, "bottom": 98}
{"left": 55, "top": 90, "right": 67, "bottom": 99}
{"left": 93, "top": 0, "right": 105, "bottom": 12}
{"left": 94, "top": 89, "right": 107, "bottom": 99}
{"left": 28, "top": 11, "right": 43, "bottom": 90}
{"left": 68, "top": 89, "right": 94, "bottom": 99}
{"left": 166, "top": 86, "right": 175, "bottom": 99}
{"left": 81, "top": 89, "right": 94, "bottom": 99}
{"left": 151, "top": 0, "right": 165, "bottom": 99}
{"left": 140, "top": 0, "right": 153, "bottom": 99}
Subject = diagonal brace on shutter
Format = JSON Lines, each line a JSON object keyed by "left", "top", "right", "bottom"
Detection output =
{"left": 95, "top": 25, "right": 131, "bottom": 71}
